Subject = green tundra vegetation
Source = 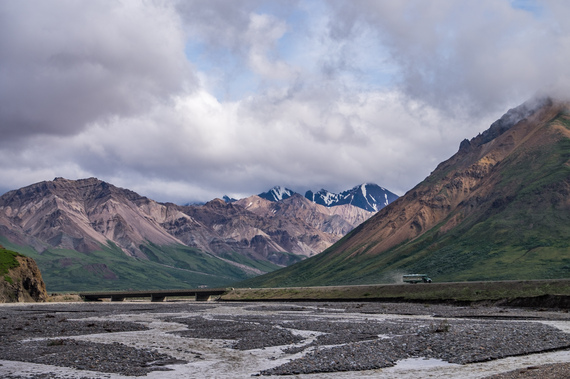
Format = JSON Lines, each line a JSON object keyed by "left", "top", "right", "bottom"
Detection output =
{"left": 0, "top": 238, "right": 276, "bottom": 292}
{"left": 0, "top": 246, "right": 21, "bottom": 275}
{"left": 0, "top": 246, "right": 22, "bottom": 284}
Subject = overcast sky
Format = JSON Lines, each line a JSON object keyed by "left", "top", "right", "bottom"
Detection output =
{"left": 1, "top": 0, "right": 569, "bottom": 203}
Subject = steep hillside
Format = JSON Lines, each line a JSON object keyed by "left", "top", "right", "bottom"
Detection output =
{"left": 240, "top": 97, "right": 570, "bottom": 287}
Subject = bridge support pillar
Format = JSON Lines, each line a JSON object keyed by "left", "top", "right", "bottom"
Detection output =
{"left": 110, "top": 296, "right": 125, "bottom": 302}
{"left": 196, "top": 293, "right": 211, "bottom": 301}
{"left": 151, "top": 295, "right": 166, "bottom": 302}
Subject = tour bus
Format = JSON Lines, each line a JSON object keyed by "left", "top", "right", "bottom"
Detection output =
{"left": 402, "top": 274, "right": 432, "bottom": 283}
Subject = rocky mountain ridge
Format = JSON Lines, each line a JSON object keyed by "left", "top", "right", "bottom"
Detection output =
{"left": 258, "top": 186, "right": 296, "bottom": 202}
{"left": 236, "top": 194, "right": 373, "bottom": 237}
{"left": 305, "top": 183, "right": 399, "bottom": 212}
{"left": 258, "top": 183, "right": 399, "bottom": 212}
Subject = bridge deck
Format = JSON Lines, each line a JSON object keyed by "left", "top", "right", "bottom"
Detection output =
{"left": 80, "top": 288, "right": 230, "bottom": 302}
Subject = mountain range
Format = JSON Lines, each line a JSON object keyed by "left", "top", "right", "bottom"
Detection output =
{"left": 10, "top": 96, "right": 565, "bottom": 291}
{"left": 305, "top": 184, "right": 399, "bottom": 212}
{"left": 240, "top": 97, "right": 570, "bottom": 287}
{"left": 258, "top": 184, "right": 398, "bottom": 212}
{"left": 0, "top": 179, "right": 385, "bottom": 291}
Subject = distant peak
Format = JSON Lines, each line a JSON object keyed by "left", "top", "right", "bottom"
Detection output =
{"left": 305, "top": 183, "right": 398, "bottom": 212}
{"left": 204, "top": 198, "right": 227, "bottom": 207}
{"left": 258, "top": 186, "right": 296, "bottom": 202}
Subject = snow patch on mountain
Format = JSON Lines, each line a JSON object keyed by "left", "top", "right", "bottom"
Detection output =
{"left": 258, "top": 183, "right": 398, "bottom": 212}
{"left": 258, "top": 186, "right": 296, "bottom": 202}
{"left": 306, "top": 183, "right": 399, "bottom": 212}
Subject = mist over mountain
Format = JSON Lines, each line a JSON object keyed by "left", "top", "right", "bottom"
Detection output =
{"left": 240, "top": 97, "right": 570, "bottom": 287}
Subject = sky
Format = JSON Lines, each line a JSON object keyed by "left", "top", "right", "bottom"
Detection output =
{"left": 1, "top": 0, "right": 570, "bottom": 204}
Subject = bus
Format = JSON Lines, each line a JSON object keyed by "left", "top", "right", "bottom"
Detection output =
{"left": 402, "top": 274, "right": 432, "bottom": 283}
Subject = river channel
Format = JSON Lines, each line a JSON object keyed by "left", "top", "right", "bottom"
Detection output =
{"left": 1, "top": 301, "right": 569, "bottom": 378}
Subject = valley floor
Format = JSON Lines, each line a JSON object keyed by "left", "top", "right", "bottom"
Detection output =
{"left": 0, "top": 301, "right": 570, "bottom": 378}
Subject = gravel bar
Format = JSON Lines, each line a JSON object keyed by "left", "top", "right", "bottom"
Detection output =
{"left": 0, "top": 301, "right": 569, "bottom": 377}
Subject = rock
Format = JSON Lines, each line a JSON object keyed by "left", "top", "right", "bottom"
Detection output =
{"left": 0, "top": 248, "right": 48, "bottom": 303}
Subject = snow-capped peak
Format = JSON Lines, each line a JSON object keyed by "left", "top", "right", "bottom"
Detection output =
{"left": 259, "top": 183, "right": 399, "bottom": 212}
{"left": 258, "top": 186, "right": 296, "bottom": 202}
{"left": 306, "top": 183, "right": 399, "bottom": 212}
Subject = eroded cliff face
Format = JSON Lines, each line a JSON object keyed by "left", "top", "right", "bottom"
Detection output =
{"left": 0, "top": 255, "right": 47, "bottom": 303}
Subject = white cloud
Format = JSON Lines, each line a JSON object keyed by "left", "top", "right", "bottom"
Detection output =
{"left": 0, "top": 1, "right": 194, "bottom": 141}
{"left": 0, "top": 84, "right": 495, "bottom": 203}
{"left": 0, "top": 0, "right": 568, "bottom": 203}
{"left": 327, "top": 0, "right": 570, "bottom": 115}
{"left": 245, "top": 13, "right": 297, "bottom": 81}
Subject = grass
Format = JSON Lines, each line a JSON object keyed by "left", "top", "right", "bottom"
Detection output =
{"left": 0, "top": 237, "right": 266, "bottom": 292}
{"left": 222, "top": 279, "right": 570, "bottom": 303}
{"left": 0, "top": 246, "right": 22, "bottom": 277}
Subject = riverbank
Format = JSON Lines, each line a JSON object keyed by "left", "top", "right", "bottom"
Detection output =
{"left": 222, "top": 279, "right": 570, "bottom": 307}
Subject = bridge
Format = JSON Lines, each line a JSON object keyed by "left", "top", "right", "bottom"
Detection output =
{"left": 79, "top": 288, "right": 231, "bottom": 302}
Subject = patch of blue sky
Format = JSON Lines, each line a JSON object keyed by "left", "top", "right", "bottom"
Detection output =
{"left": 184, "top": 41, "right": 209, "bottom": 73}
{"left": 185, "top": 41, "right": 258, "bottom": 102}
{"left": 274, "top": 11, "right": 308, "bottom": 62}
{"left": 358, "top": 64, "right": 398, "bottom": 90}
{"left": 509, "top": 0, "right": 544, "bottom": 17}
{"left": 182, "top": 0, "right": 397, "bottom": 100}
{"left": 254, "top": 1, "right": 314, "bottom": 73}
{"left": 254, "top": 0, "right": 309, "bottom": 23}
{"left": 356, "top": 39, "right": 399, "bottom": 90}
{"left": 296, "top": 0, "right": 397, "bottom": 92}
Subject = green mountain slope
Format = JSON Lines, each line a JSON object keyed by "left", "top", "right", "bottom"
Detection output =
{"left": 239, "top": 98, "right": 570, "bottom": 287}
{"left": 0, "top": 238, "right": 272, "bottom": 292}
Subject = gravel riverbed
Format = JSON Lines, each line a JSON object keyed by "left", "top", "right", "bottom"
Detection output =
{"left": 0, "top": 301, "right": 569, "bottom": 378}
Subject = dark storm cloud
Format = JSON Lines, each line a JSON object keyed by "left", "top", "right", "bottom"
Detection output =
{"left": 0, "top": 1, "right": 195, "bottom": 143}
